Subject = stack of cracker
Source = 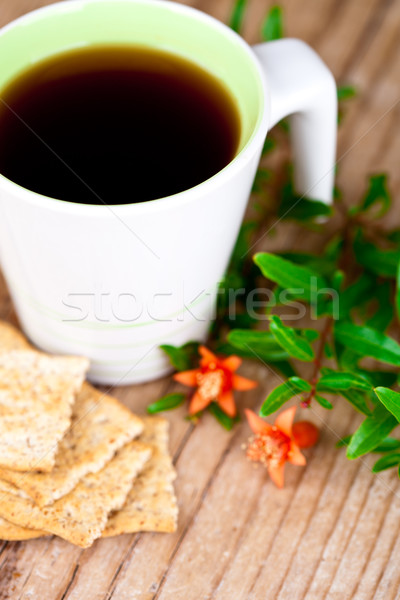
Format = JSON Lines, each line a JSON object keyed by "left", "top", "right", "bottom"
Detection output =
{"left": 0, "top": 321, "right": 178, "bottom": 547}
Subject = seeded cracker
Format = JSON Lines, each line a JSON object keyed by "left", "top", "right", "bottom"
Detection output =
{"left": 104, "top": 417, "right": 178, "bottom": 536}
{"left": 0, "top": 350, "right": 89, "bottom": 472}
{"left": 0, "top": 382, "right": 144, "bottom": 505}
{"left": 0, "top": 441, "right": 152, "bottom": 547}
{"left": 0, "top": 516, "right": 46, "bottom": 541}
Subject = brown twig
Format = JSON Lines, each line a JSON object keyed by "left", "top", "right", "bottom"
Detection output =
{"left": 301, "top": 317, "right": 333, "bottom": 407}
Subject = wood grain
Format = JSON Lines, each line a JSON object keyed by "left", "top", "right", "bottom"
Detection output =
{"left": 0, "top": 0, "right": 399, "bottom": 598}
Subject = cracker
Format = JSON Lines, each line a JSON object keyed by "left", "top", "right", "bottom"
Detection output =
{"left": 0, "top": 382, "right": 143, "bottom": 506}
{"left": 0, "top": 321, "right": 32, "bottom": 352}
{"left": 0, "top": 516, "right": 46, "bottom": 541}
{"left": 103, "top": 417, "right": 178, "bottom": 536}
{"left": 0, "top": 441, "right": 152, "bottom": 547}
{"left": 0, "top": 350, "right": 89, "bottom": 472}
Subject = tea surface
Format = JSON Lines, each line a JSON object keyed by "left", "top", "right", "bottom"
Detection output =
{"left": 0, "top": 45, "right": 240, "bottom": 204}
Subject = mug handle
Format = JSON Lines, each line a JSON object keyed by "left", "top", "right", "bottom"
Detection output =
{"left": 252, "top": 38, "right": 337, "bottom": 204}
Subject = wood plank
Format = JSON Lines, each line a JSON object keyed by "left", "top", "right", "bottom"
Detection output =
{"left": 348, "top": 490, "right": 400, "bottom": 599}
{"left": 337, "top": 43, "right": 400, "bottom": 204}
{"left": 243, "top": 0, "right": 339, "bottom": 45}
{"left": 240, "top": 403, "right": 361, "bottom": 600}
{"left": 104, "top": 365, "right": 265, "bottom": 600}
{"left": 324, "top": 471, "right": 399, "bottom": 600}
{"left": 175, "top": 403, "right": 360, "bottom": 600}
{"left": 373, "top": 532, "right": 400, "bottom": 600}
{"left": 316, "top": 0, "right": 391, "bottom": 78}
{"left": 0, "top": 0, "right": 399, "bottom": 599}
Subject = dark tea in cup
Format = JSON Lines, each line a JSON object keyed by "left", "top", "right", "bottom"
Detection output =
{"left": 0, "top": 45, "right": 240, "bottom": 205}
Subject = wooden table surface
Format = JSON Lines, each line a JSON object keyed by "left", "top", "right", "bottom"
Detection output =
{"left": 0, "top": 0, "right": 400, "bottom": 598}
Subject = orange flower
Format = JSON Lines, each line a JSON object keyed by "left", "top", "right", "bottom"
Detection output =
{"left": 245, "top": 407, "right": 307, "bottom": 488}
{"left": 173, "top": 346, "right": 257, "bottom": 417}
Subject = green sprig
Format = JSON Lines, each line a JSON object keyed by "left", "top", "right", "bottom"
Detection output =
{"left": 146, "top": 3, "right": 400, "bottom": 481}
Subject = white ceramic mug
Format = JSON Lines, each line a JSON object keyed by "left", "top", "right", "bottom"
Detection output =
{"left": 0, "top": 0, "right": 337, "bottom": 384}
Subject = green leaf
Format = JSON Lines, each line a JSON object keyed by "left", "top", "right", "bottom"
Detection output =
{"left": 278, "top": 196, "right": 332, "bottom": 222}
{"left": 230, "top": 221, "right": 257, "bottom": 267}
{"left": 359, "top": 246, "right": 399, "bottom": 279}
{"left": 278, "top": 179, "right": 332, "bottom": 223}
{"left": 325, "top": 235, "right": 344, "bottom": 263}
{"left": 372, "top": 437, "right": 400, "bottom": 453}
{"left": 272, "top": 361, "right": 297, "bottom": 378}
{"left": 215, "top": 343, "right": 295, "bottom": 380}
{"left": 229, "top": 0, "right": 247, "bottom": 33}
{"left": 260, "top": 376, "right": 308, "bottom": 416}
{"left": 372, "top": 453, "right": 400, "bottom": 473}
{"left": 227, "top": 329, "right": 289, "bottom": 362}
{"left": 225, "top": 311, "right": 258, "bottom": 329}
{"left": 366, "top": 281, "right": 393, "bottom": 331}
{"left": 278, "top": 252, "right": 336, "bottom": 278}
{"left": 299, "top": 329, "right": 320, "bottom": 343}
{"left": 351, "top": 174, "right": 391, "bottom": 217}
{"left": 347, "top": 403, "right": 398, "bottom": 459}
{"left": 147, "top": 393, "right": 185, "bottom": 414}
{"left": 160, "top": 341, "right": 199, "bottom": 371}
{"left": 252, "top": 167, "right": 271, "bottom": 193}
{"left": 209, "top": 403, "right": 239, "bottom": 431}
{"left": 396, "top": 259, "right": 400, "bottom": 323}
{"left": 315, "top": 394, "right": 333, "bottom": 410}
{"left": 254, "top": 252, "right": 328, "bottom": 303}
{"left": 334, "top": 321, "right": 400, "bottom": 366}
{"left": 216, "top": 221, "right": 258, "bottom": 322}
{"left": 332, "top": 270, "right": 345, "bottom": 292}
{"left": 353, "top": 230, "right": 399, "bottom": 278}
{"left": 261, "top": 5, "right": 283, "bottom": 41}
{"left": 215, "top": 341, "right": 243, "bottom": 356}
{"left": 289, "top": 376, "right": 312, "bottom": 392}
{"left": 341, "top": 390, "right": 372, "bottom": 416}
{"left": 338, "top": 273, "right": 375, "bottom": 319}
{"left": 337, "top": 85, "right": 357, "bottom": 101}
{"left": 336, "top": 345, "right": 360, "bottom": 371}
{"left": 388, "top": 230, "right": 400, "bottom": 245}
{"left": 356, "top": 369, "right": 398, "bottom": 388}
{"left": 278, "top": 118, "right": 290, "bottom": 133}
{"left": 262, "top": 137, "right": 276, "bottom": 155}
{"left": 318, "top": 366, "right": 373, "bottom": 415}
{"left": 317, "top": 371, "right": 372, "bottom": 392}
{"left": 336, "top": 435, "right": 351, "bottom": 448}
{"left": 270, "top": 315, "right": 315, "bottom": 362}
{"left": 374, "top": 387, "right": 400, "bottom": 422}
